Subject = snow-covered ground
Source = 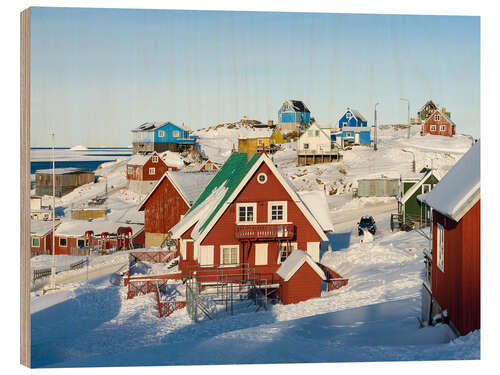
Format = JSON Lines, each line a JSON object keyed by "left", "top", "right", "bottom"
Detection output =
{"left": 29, "top": 125, "right": 479, "bottom": 367}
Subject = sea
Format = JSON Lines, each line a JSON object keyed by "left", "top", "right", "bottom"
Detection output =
{"left": 30, "top": 147, "right": 132, "bottom": 174}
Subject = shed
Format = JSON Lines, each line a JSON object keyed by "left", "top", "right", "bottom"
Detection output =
{"left": 277, "top": 250, "right": 326, "bottom": 305}
{"left": 418, "top": 141, "right": 480, "bottom": 336}
{"left": 35, "top": 168, "right": 95, "bottom": 197}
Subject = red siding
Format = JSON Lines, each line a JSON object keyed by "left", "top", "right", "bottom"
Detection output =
{"left": 431, "top": 200, "right": 480, "bottom": 335}
{"left": 280, "top": 262, "right": 322, "bottom": 304}
{"left": 30, "top": 232, "right": 53, "bottom": 255}
{"left": 422, "top": 111, "right": 455, "bottom": 137}
{"left": 142, "top": 176, "right": 190, "bottom": 235}
{"left": 133, "top": 229, "right": 145, "bottom": 247}
{"left": 199, "top": 162, "right": 322, "bottom": 275}
{"left": 127, "top": 153, "right": 173, "bottom": 181}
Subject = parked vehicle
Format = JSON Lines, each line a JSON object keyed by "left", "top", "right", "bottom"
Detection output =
{"left": 358, "top": 216, "right": 376, "bottom": 235}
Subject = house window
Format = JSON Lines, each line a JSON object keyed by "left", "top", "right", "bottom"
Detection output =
{"left": 149, "top": 167, "right": 155, "bottom": 175}
{"left": 308, "top": 130, "right": 313, "bottom": 136}
{"left": 158, "top": 131, "right": 165, "bottom": 137}
{"left": 346, "top": 113, "right": 351, "bottom": 119}
{"left": 436, "top": 223, "right": 444, "bottom": 272}
{"left": 278, "top": 243, "right": 297, "bottom": 263}
{"left": 422, "top": 184, "right": 431, "bottom": 194}
{"left": 221, "top": 245, "right": 239, "bottom": 265}
{"left": 152, "top": 156, "right": 158, "bottom": 163}
{"left": 304, "top": 143, "right": 309, "bottom": 150}
{"left": 237, "top": 203, "right": 256, "bottom": 223}
{"left": 435, "top": 114, "right": 440, "bottom": 121}
{"left": 59, "top": 238, "right": 67, "bottom": 247}
{"left": 173, "top": 130, "right": 180, "bottom": 138}
{"left": 268, "top": 201, "right": 287, "bottom": 222}
{"left": 128, "top": 167, "right": 133, "bottom": 174}
{"left": 315, "top": 130, "right": 319, "bottom": 136}
{"left": 440, "top": 125, "right": 446, "bottom": 131}
{"left": 78, "top": 239, "right": 85, "bottom": 248}
{"left": 32, "top": 237, "right": 40, "bottom": 247}
{"left": 430, "top": 125, "right": 436, "bottom": 131}
{"left": 257, "top": 173, "right": 267, "bottom": 184}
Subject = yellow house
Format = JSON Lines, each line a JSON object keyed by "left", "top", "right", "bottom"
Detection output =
{"left": 238, "top": 137, "right": 271, "bottom": 157}
{"left": 270, "top": 128, "right": 286, "bottom": 144}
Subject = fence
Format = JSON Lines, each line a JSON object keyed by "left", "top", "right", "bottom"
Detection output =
{"left": 69, "top": 258, "right": 88, "bottom": 271}
{"left": 130, "top": 250, "right": 176, "bottom": 264}
{"left": 316, "top": 263, "right": 349, "bottom": 292}
{"left": 32, "top": 267, "right": 51, "bottom": 284}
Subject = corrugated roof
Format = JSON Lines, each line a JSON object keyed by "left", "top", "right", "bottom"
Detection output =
{"left": 284, "top": 100, "right": 310, "bottom": 113}
{"left": 168, "top": 171, "right": 218, "bottom": 206}
{"left": 350, "top": 109, "right": 367, "bottom": 123}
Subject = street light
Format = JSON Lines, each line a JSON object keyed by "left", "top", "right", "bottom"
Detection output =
{"left": 374, "top": 102, "right": 380, "bottom": 151}
{"left": 402, "top": 149, "right": 416, "bottom": 173}
{"left": 400, "top": 98, "right": 410, "bottom": 139}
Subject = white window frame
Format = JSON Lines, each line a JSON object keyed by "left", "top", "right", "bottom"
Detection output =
{"left": 32, "top": 237, "right": 40, "bottom": 247}
{"left": 422, "top": 184, "right": 432, "bottom": 194}
{"left": 303, "top": 143, "right": 309, "bottom": 150}
{"left": 135, "top": 168, "right": 140, "bottom": 177}
{"left": 158, "top": 130, "right": 165, "bottom": 137}
{"left": 127, "top": 167, "right": 134, "bottom": 174}
{"left": 220, "top": 245, "right": 239, "bottom": 266}
{"left": 436, "top": 223, "right": 444, "bottom": 272}
{"left": 59, "top": 237, "right": 67, "bottom": 247}
{"left": 152, "top": 156, "right": 159, "bottom": 163}
{"left": 236, "top": 203, "right": 257, "bottom": 224}
{"left": 430, "top": 125, "right": 436, "bottom": 131}
{"left": 277, "top": 242, "right": 297, "bottom": 264}
{"left": 268, "top": 201, "right": 287, "bottom": 223}
{"left": 342, "top": 122, "right": 347, "bottom": 127}
{"left": 173, "top": 130, "right": 180, "bottom": 138}
{"left": 257, "top": 173, "right": 267, "bottom": 184}
{"left": 440, "top": 125, "right": 446, "bottom": 131}
{"left": 346, "top": 112, "right": 351, "bottom": 119}
{"left": 149, "top": 167, "right": 155, "bottom": 175}
{"left": 435, "top": 114, "right": 440, "bottom": 121}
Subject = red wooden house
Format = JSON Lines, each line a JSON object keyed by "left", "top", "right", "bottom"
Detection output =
{"left": 138, "top": 171, "right": 216, "bottom": 248}
{"left": 200, "top": 159, "right": 220, "bottom": 171}
{"left": 126, "top": 152, "right": 176, "bottom": 194}
{"left": 30, "top": 219, "right": 60, "bottom": 255}
{"left": 170, "top": 152, "right": 329, "bottom": 285}
{"left": 421, "top": 108, "right": 456, "bottom": 137}
{"left": 419, "top": 141, "right": 480, "bottom": 336}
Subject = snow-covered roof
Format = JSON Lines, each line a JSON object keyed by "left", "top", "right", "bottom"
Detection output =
{"left": 55, "top": 219, "right": 143, "bottom": 237}
{"left": 131, "top": 121, "right": 190, "bottom": 133}
{"left": 35, "top": 167, "right": 89, "bottom": 175}
{"left": 31, "top": 219, "right": 60, "bottom": 236}
{"left": 419, "top": 141, "right": 480, "bottom": 222}
{"left": 398, "top": 169, "right": 444, "bottom": 204}
{"left": 277, "top": 250, "right": 326, "bottom": 282}
{"left": 138, "top": 170, "right": 217, "bottom": 211}
{"left": 350, "top": 109, "right": 367, "bottom": 123}
{"left": 400, "top": 172, "right": 426, "bottom": 181}
{"left": 116, "top": 207, "right": 145, "bottom": 225}
{"left": 283, "top": 100, "right": 310, "bottom": 113}
{"left": 127, "top": 154, "right": 152, "bottom": 166}
{"left": 297, "top": 191, "right": 334, "bottom": 232}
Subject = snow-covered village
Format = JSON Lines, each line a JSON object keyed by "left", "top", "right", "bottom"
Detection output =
{"left": 18, "top": 6, "right": 484, "bottom": 371}
{"left": 28, "top": 98, "right": 480, "bottom": 367}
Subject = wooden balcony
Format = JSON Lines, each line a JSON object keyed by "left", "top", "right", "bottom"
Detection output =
{"left": 235, "top": 223, "right": 295, "bottom": 240}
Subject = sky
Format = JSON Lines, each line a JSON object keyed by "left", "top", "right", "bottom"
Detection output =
{"left": 30, "top": 7, "right": 480, "bottom": 146}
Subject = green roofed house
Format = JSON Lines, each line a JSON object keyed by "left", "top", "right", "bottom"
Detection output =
{"left": 169, "top": 151, "right": 336, "bottom": 288}
{"left": 394, "top": 168, "right": 443, "bottom": 230}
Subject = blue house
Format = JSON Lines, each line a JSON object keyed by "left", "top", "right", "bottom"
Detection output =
{"left": 335, "top": 108, "right": 371, "bottom": 148}
{"left": 278, "top": 100, "right": 311, "bottom": 133}
{"left": 131, "top": 121, "right": 198, "bottom": 154}
{"left": 338, "top": 108, "right": 368, "bottom": 129}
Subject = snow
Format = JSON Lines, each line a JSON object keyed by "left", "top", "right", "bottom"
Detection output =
{"left": 69, "top": 145, "right": 88, "bottom": 151}
{"left": 298, "top": 190, "right": 335, "bottom": 231}
{"left": 28, "top": 125, "right": 480, "bottom": 367}
{"left": 126, "top": 153, "right": 150, "bottom": 166}
{"left": 420, "top": 141, "right": 480, "bottom": 221}
{"left": 276, "top": 249, "right": 326, "bottom": 281}
{"left": 167, "top": 170, "right": 217, "bottom": 205}
{"left": 30, "top": 219, "right": 59, "bottom": 236}
{"left": 55, "top": 218, "right": 143, "bottom": 237}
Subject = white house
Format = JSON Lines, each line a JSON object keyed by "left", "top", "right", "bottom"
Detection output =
{"left": 297, "top": 122, "right": 332, "bottom": 154}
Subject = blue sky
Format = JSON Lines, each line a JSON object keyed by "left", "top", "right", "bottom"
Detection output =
{"left": 30, "top": 7, "right": 480, "bottom": 146}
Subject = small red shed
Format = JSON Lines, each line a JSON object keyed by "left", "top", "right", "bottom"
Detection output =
{"left": 421, "top": 108, "right": 456, "bottom": 137}
{"left": 419, "top": 141, "right": 480, "bottom": 336}
{"left": 277, "top": 250, "right": 326, "bottom": 305}
{"left": 30, "top": 219, "right": 60, "bottom": 255}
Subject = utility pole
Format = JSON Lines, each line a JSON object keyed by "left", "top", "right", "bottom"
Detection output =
{"left": 400, "top": 98, "right": 410, "bottom": 139}
{"left": 50, "top": 132, "right": 56, "bottom": 290}
{"left": 374, "top": 102, "right": 380, "bottom": 151}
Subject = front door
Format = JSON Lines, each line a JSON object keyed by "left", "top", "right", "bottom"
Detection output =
{"left": 354, "top": 132, "right": 360, "bottom": 144}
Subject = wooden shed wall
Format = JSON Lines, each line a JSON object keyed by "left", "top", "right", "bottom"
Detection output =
{"left": 280, "top": 262, "right": 322, "bottom": 305}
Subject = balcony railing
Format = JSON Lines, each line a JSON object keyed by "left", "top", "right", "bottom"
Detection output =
{"left": 235, "top": 223, "right": 295, "bottom": 240}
